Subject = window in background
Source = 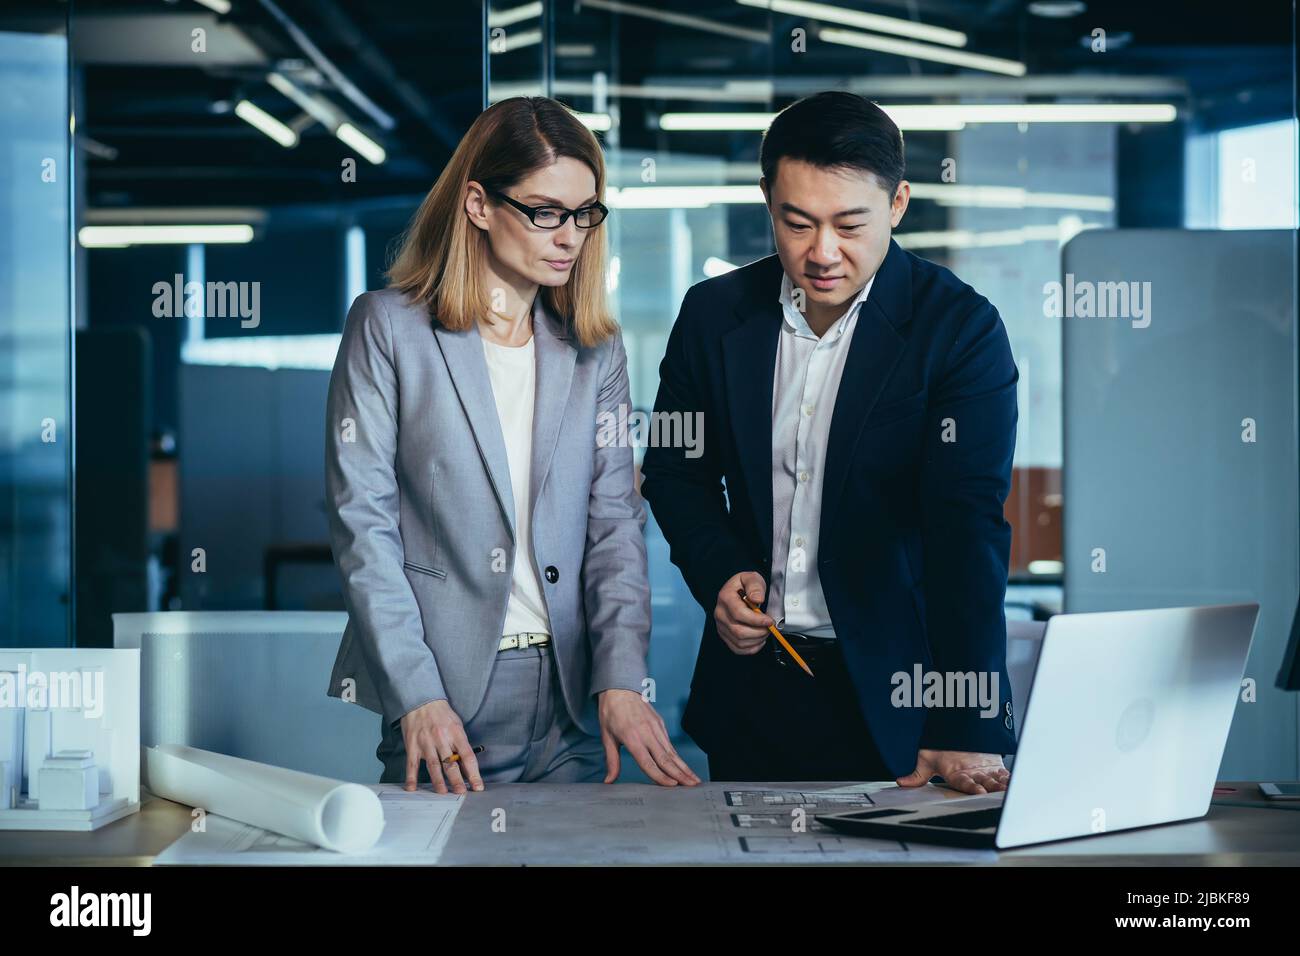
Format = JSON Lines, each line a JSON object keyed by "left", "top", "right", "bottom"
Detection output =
{"left": 1218, "top": 120, "right": 1299, "bottom": 229}
{"left": 1186, "top": 119, "right": 1299, "bottom": 229}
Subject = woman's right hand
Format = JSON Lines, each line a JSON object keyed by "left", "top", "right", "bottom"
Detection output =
{"left": 399, "top": 699, "right": 484, "bottom": 794}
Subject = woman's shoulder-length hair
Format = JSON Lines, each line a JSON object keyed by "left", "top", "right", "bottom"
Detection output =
{"left": 385, "top": 96, "right": 617, "bottom": 349}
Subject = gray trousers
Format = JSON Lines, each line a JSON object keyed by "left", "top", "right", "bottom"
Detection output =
{"left": 377, "top": 645, "right": 605, "bottom": 785}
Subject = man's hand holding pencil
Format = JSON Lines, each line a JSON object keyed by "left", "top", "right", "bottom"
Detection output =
{"left": 714, "top": 572, "right": 815, "bottom": 675}
{"left": 713, "top": 571, "right": 775, "bottom": 656}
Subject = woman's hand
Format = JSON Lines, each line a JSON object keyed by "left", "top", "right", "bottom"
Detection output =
{"left": 399, "top": 699, "right": 484, "bottom": 794}
{"left": 598, "top": 689, "right": 701, "bottom": 787}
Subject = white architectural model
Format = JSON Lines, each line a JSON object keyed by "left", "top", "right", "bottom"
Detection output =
{"left": 0, "top": 648, "right": 140, "bottom": 830}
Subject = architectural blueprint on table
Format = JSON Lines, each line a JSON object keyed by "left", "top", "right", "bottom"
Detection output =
{"left": 438, "top": 781, "right": 996, "bottom": 865}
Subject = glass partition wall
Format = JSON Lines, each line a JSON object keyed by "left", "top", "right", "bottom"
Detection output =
{"left": 1, "top": 1, "right": 72, "bottom": 648}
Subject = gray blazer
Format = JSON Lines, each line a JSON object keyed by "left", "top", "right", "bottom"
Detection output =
{"left": 324, "top": 287, "right": 650, "bottom": 736}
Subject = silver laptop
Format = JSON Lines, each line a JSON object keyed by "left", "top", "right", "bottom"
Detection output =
{"left": 817, "top": 603, "right": 1259, "bottom": 849}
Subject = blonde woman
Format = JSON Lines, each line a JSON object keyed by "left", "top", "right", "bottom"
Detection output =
{"left": 324, "top": 96, "right": 698, "bottom": 793}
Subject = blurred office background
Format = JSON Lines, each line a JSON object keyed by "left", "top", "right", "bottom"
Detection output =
{"left": 1, "top": 0, "right": 1296, "bottom": 779}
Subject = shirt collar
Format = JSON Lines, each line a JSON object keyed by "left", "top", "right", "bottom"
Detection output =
{"left": 778, "top": 269, "right": 876, "bottom": 340}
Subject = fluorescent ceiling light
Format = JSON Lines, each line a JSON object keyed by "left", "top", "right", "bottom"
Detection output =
{"left": 909, "top": 183, "right": 1114, "bottom": 212}
{"left": 555, "top": 75, "right": 1184, "bottom": 102}
{"left": 193, "top": 0, "right": 232, "bottom": 13}
{"left": 660, "top": 103, "right": 1176, "bottom": 132}
{"left": 908, "top": 184, "right": 1025, "bottom": 205}
{"left": 576, "top": 112, "right": 612, "bottom": 131}
{"left": 182, "top": 334, "right": 342, "bottom": 371}
{"left": 895, "top": 222, "right": 1101, "bottom": 251}
{"left": 659, "top": 112, "right": 772, "bottom": 130}
{"left": 234, "top": 100, "right": 297, "bottom": 148}
{"left": 724, "top": 80, "right": 775, "bottom": 99}
{"left": 880, "top": 109, "right": 965, "bottom": 131}
{"left": 336, "top": 122, "right": 387, "bottom": 164}
{"left": 736, "top": 0, "right": 965, "bottom": 47}
{"left": 1027, "top": 559, "right": 1065, "bottom": 575}
{"left": 607, "top": 188, "right": 709, "bottom": 209}
{"left": 821, "top": 27, "right": 1026, "bottom": 76}
{"left": 659, "top": 111, "right": 963, "bottom": 131}
{"left": 887, "top": 103, "right": 1177, "bottom": 124}
{"left": 608, "top": 183, "right": 1113, "bottom": 213}
{"left": 268, "top": 73, "right": 388, "bottom": 164}
{"left": 78, "top": 225, "right": 256, "bottom": 247}
{"left": 608, "top": 185, "right": 762, "bottom": 208}
{"left": 488, "top": 1, "right": 543, "bottom": 27}
{"left": 267, "top": 72, "right": 339, "bottom": 129}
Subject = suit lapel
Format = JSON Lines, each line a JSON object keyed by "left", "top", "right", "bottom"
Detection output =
{"left": 431, "top": 314, "right": 517, "bottom": 539}
{"left": 819, "top": 238, "right": 913, "bottom": 534}
{"left": 721, "top": 255, "right": 784, "bottom": 562}
{"left": 528, "top": 293, "right": 577, "bottom": 517}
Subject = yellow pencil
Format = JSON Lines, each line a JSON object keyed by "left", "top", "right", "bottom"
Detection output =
{"left": 738, "top": 588, "right": 815, "bottom": 677}
{"left": 442, "top": 745, "right": 485, "bottom": 765}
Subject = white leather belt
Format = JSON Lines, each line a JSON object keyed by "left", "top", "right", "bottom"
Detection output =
{"left": 498, "top": 632, "right": 551, "bottom": 652}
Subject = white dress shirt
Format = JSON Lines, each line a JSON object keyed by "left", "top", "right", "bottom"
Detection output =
{"left": 481, "top": 334, "right": 552, "bottom": 637}
{"left": 768, "top": 270, "right": 876, "bottom": 638}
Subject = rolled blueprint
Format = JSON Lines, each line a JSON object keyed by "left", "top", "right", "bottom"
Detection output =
{"left": 143, "top": 744, "right": 384, "bottom": 853}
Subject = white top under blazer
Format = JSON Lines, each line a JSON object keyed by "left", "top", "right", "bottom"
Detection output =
{"left": 481, "top": 333, "right": 552, "bottom": 637}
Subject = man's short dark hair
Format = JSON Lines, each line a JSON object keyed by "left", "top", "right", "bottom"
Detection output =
{"left": 760, "top": 91, "right": 906, "bottom": 199}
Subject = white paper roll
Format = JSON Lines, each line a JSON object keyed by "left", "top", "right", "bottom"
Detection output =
{"left": 143, "top": 744, "right": 384, "bottom": 853}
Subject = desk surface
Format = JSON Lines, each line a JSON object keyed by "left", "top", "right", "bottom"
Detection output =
{"left": 1, "top": 782, "right": 1296, "bottom": 866}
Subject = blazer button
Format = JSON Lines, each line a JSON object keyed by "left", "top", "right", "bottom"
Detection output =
{"left": 544, "top": 565, "right": 559, "bottom": 584}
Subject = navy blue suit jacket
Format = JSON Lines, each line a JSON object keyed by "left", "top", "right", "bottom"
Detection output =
{"left": 640, "top": 238, "right": 1020, "bottom": 775}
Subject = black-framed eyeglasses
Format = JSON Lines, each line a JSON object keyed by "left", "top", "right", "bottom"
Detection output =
{"left": 487, "top": 189, "right": 609, "bottom": 229}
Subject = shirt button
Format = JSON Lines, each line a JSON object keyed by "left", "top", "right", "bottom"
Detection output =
{"left": 544, "top": 565, "right": 559, "bottom": 583}
{"left": 794, "top": 536, "right": 804, "bottom": 547}
{"left": 799, "top": 471, "right": 809, "bottom": 483}
{"left": 791, "top": 598, "right": 800, "bottom": 607}
{"left": 804, "top": 404, "right": 814, "bottom": 416}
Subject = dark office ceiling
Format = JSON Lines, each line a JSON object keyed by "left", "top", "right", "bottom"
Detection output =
{"left": 11, "top": 0, "right": 1293, "bottom": 210}
{"left": 69, "top": 0, "right": 486, "bottom": 209}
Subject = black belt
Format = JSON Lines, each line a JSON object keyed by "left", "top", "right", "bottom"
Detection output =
{"left": 771, "top": 630, "right": 838, "bottom": 668}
